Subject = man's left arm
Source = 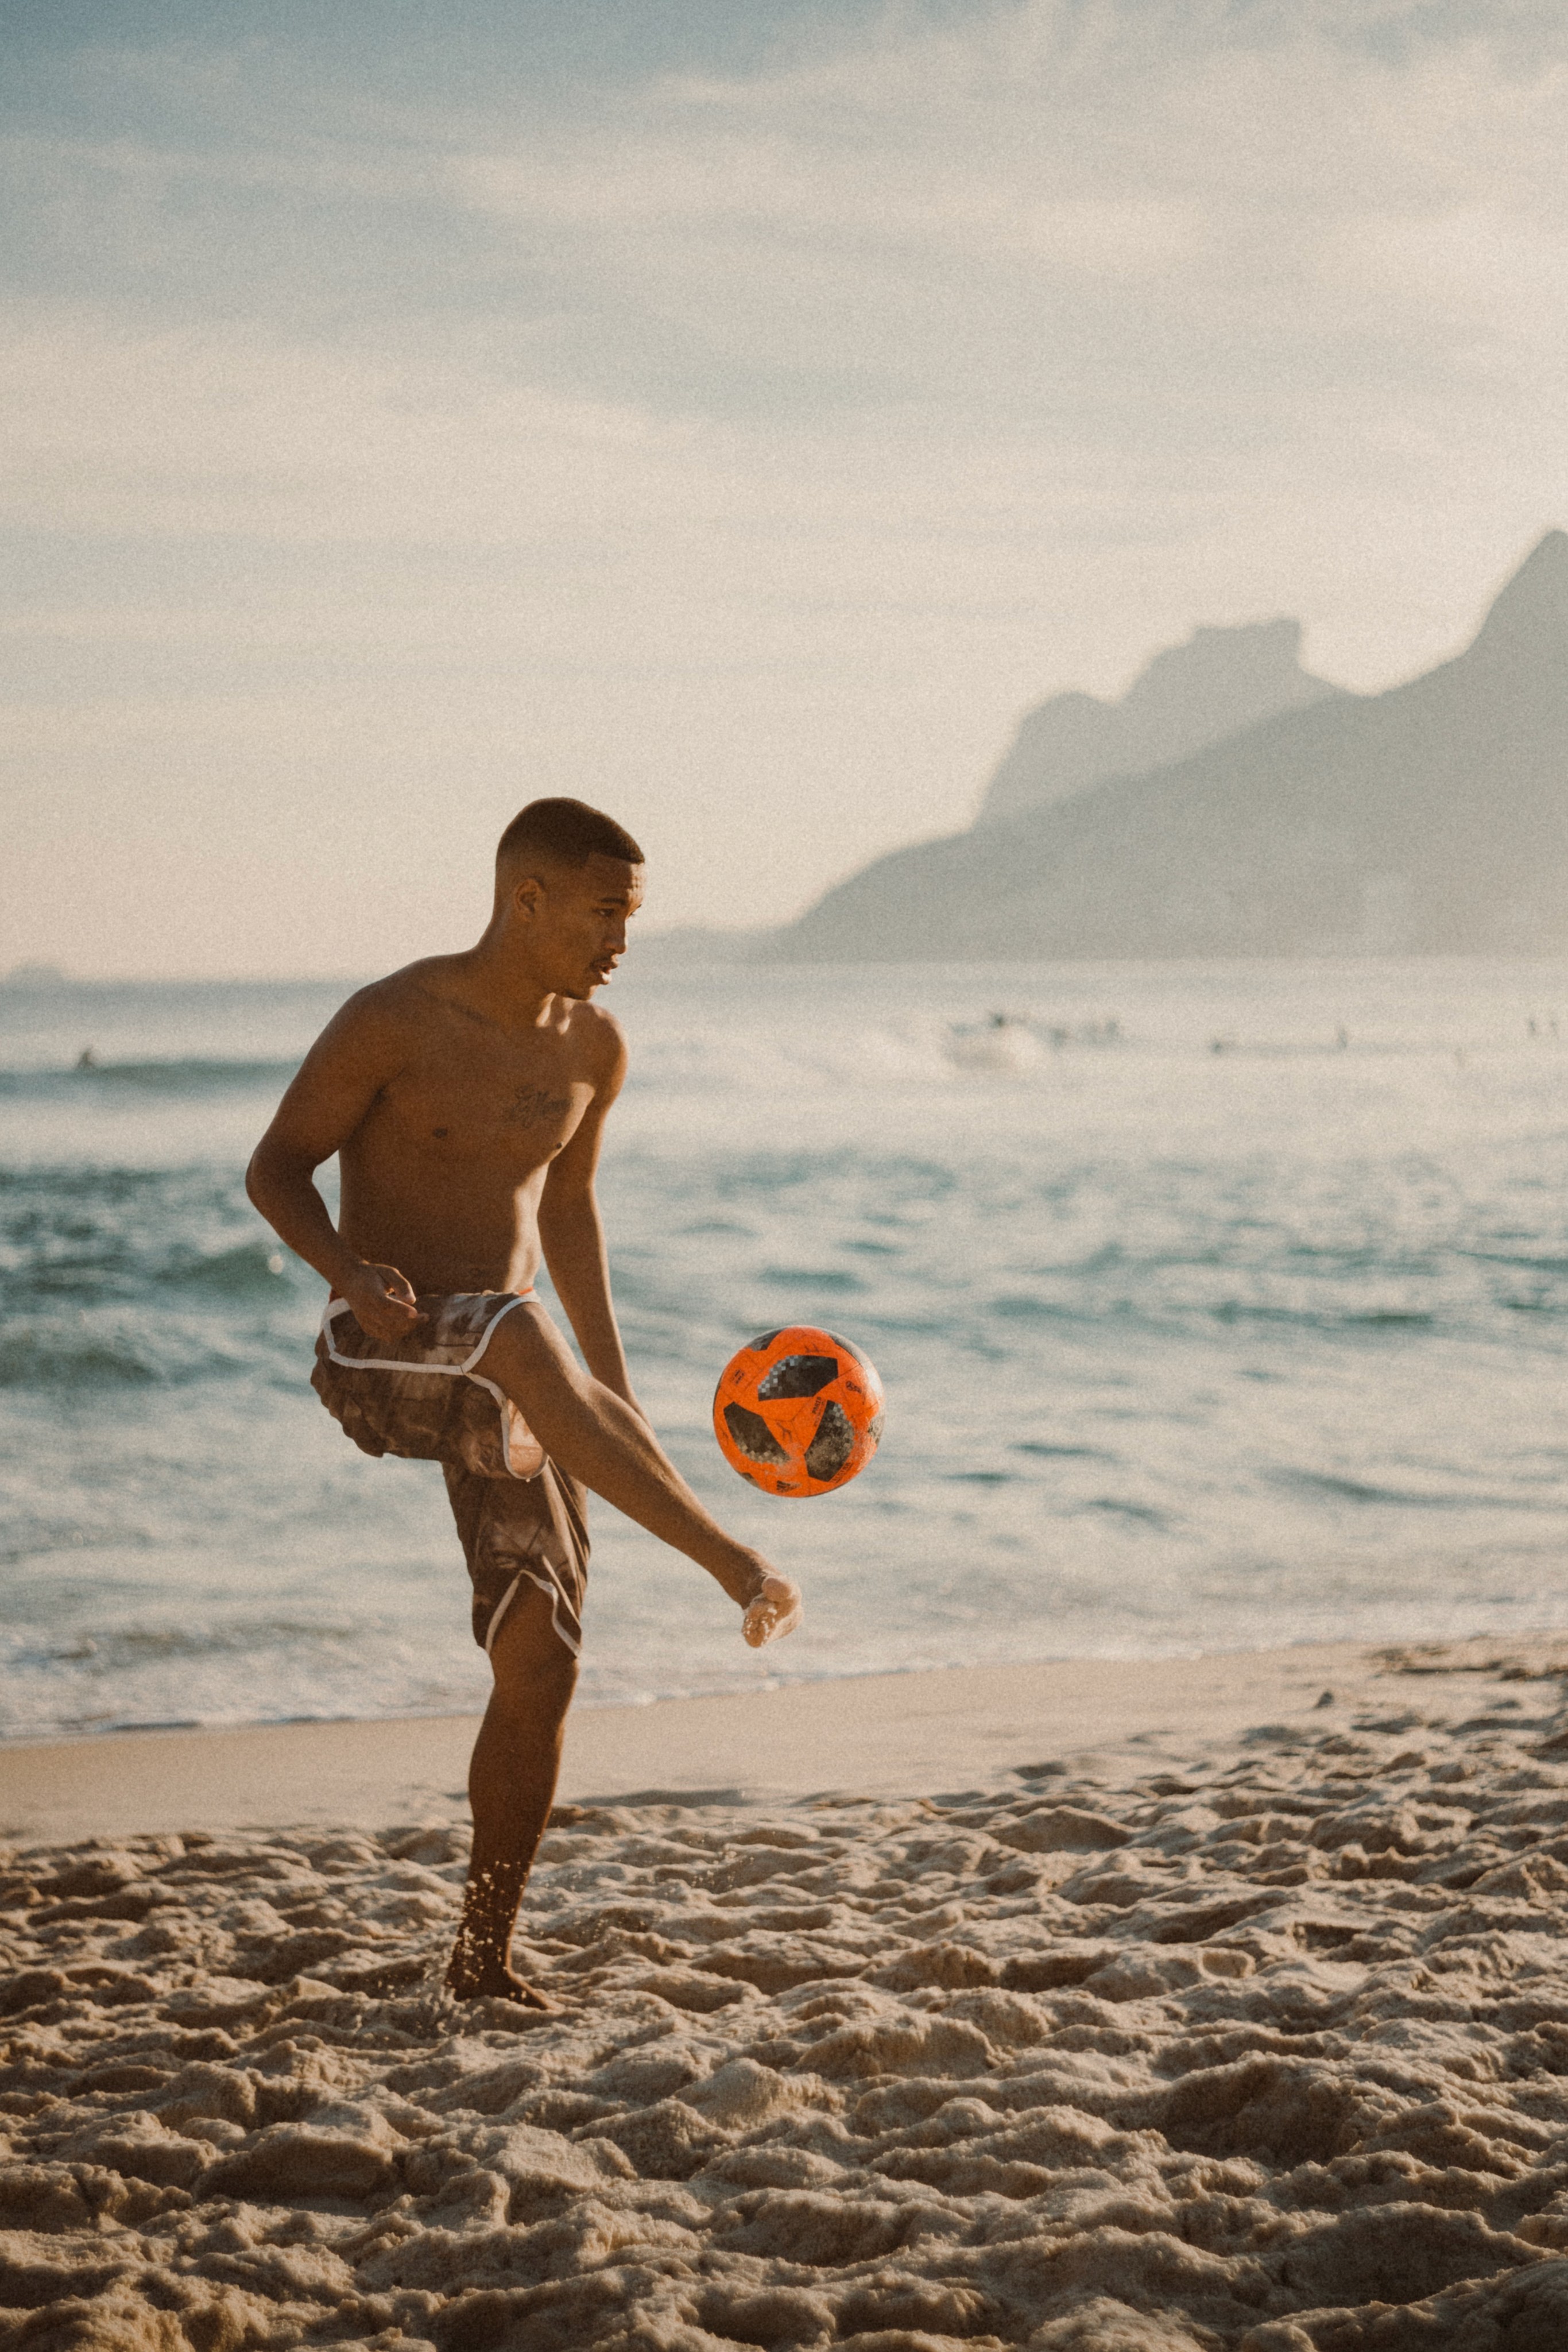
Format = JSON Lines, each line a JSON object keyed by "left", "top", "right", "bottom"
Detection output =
{"left": 537, "top": 1027, "right": 642, "bottom": 1415}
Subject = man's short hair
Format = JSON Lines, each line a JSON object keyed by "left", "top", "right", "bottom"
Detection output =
{"left": 496, "top": 799, "right": 644, "bottom": 872}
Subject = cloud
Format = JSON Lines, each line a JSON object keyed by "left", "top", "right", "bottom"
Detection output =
{"left": 436, "top": 2, "right": 1568, "bottom": 405}
{"left": 0, "top": 304, "right": 676, "bottom": 548}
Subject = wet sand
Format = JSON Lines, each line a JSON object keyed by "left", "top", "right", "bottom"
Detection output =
{"left": 5, "top": 1638, "right": 1568, "bottom": 2348}
{"left": 0, "top": 1641, "right": 1516, "bottom": 1845}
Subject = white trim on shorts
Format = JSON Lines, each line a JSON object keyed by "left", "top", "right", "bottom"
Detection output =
{"left": 318, "top": 1291, "right": 540, "bottom": 1476}
{"left": 482, "top": 1567, "right": 582, "bottom": 1661}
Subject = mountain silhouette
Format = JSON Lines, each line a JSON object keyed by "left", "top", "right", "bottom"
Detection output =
{"left": 977, "top": 617, "right": 1345, "bottom": 829}
{"left": 775, "top": 531, "right": 1568, "bottom": 959}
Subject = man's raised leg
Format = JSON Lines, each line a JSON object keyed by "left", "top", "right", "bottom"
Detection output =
{"left": 446, "top": 1579, "right": 576, "bottom": 2008}
{"left": 485, "top": 1306, "right": 802, "bottom": 1645}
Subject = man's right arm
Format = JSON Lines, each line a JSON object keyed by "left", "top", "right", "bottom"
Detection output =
{"left": 245, "top": 993, "right": 421, "bottom": 1342}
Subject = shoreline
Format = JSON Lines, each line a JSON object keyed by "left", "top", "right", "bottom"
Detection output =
{"left": 1, "top": 1634, "right": 1552, "bottom": 1846}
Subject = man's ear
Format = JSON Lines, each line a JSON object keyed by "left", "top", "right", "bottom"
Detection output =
{"left": 511, "top": 872, "right": 545, "bottom": 921}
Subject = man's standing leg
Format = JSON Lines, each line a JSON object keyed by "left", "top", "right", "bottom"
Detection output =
{"left": 446, "top": 1580, "right": 577, "bottom": 2006}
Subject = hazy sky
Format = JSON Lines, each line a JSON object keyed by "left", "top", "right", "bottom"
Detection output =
{"left": 5, "top": 0, "right": 1566, "bottom": 976}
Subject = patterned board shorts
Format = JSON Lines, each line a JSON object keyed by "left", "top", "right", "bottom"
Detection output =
{"left": 311, "top": 1290, "right": 588, "bottom": 1659}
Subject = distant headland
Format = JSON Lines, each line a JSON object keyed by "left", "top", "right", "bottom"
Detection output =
{"left": 642, "top": 530, "right": 1568, "bottom": 962}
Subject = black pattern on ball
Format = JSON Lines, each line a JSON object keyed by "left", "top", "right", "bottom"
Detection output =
{"left": 723, "top": 1402, "right": 789, "bottom": 1465}
{"left": 804, "top": 1400, "right": 855, "bottom": 1483}
{"left": 757, "top": 1353, "right": 838, "bottom": 1401}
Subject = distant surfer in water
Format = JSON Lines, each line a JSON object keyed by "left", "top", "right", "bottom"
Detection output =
{"left": 246, "top": 799, "right": 801, "bottom": 2009}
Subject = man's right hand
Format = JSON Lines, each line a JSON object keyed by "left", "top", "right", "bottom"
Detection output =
{"left": 341, "top": 1262, "right": 424, "bottom": 1343}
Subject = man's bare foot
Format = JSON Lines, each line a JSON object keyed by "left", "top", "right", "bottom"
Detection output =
{"left": 443, "top": 1960, "right": 561, "bottom": 2012}
{"left": 446, "top": 1887, "right": 561, "bottom": 2010}
{"left": 742, "top": 1571, "right": 803, "bottom": 1647}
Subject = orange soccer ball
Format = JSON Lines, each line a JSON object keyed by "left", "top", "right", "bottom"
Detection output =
{"left": 713, "top": 1326, "right": 885, "bottom": 1497}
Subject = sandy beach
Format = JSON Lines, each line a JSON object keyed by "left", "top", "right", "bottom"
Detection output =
{"left": 6, "top": 1637, "right": 1568, "bottom": 2349}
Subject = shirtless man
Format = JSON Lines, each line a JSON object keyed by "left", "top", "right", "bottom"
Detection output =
{"left": 246, "top": 798, "right": 802, "bottom": 2009}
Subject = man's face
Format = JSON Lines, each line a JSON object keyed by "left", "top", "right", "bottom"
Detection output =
{"left": 527, "top": 853, "right": 644, "bottom": 998}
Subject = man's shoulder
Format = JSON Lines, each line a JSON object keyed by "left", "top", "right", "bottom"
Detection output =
{"left": 303, "top": 962, "right": 460, "bottom": 1075}
{"left": 337, "top": 958, "right": 462, "bottom": 1028}
{"left": 566, "top": 999, "right": 628, "bottom": 1080}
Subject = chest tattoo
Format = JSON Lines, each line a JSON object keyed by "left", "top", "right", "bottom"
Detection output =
{"left": 501, "top": 1082, "right": 572, "bottom": 1129}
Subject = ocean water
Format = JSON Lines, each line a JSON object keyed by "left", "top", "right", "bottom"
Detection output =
{"left": 3, "top": 960, "right": 1567, "bottom": 1742}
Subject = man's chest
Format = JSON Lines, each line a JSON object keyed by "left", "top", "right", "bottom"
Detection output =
{"left": 377, "top": 1044, "right": 591, "bottom": 1163}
